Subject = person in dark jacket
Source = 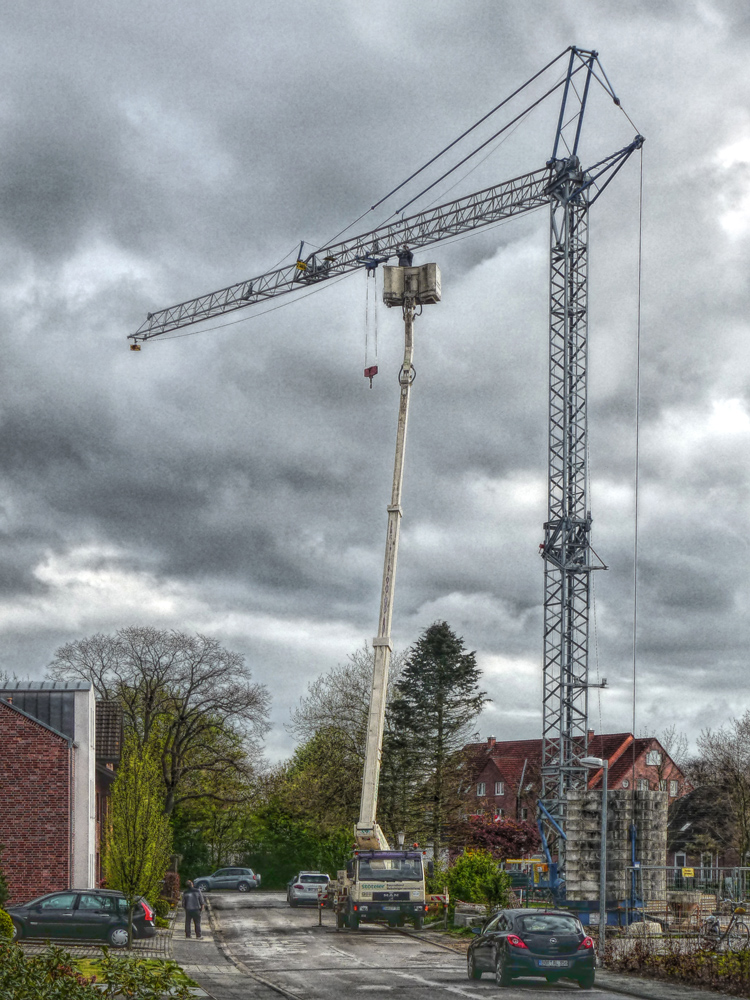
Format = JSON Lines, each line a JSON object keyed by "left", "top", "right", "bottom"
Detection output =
{"left": 182, "top": 880, "right": 206, "bottom": 938}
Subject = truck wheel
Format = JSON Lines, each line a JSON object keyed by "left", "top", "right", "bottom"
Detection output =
{"left": 336, "top": 911, "right": 346, "bottom": 929}
{"left": 349, "top": 911, "right": 360, "bottom": 930}
{"left": 413, "top": 914, "right": 424, "bottom": 930}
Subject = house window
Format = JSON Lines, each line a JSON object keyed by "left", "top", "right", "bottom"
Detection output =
{"left": 520, "top": 807, "right": 528, "bottom": 820}
{"left": 659, "top": 779, "right": 667, "bottom": 791}
{"left": 670, "top": 780, "right": 679, "bottom": 796}
{"left": 477, "top": 782, "right": 486, "bottom": 797}
{"left": 494, "top": 809, "right": 504, "bottom": 819}
{"left": 674, "top": 852, "right": 687, "bottom": 869}
{"left": 494, "top": 781, "right": 504, "bottom": 796}
{"left": 637, "top": 778, "right": 650, "bottom": 791}
{"left": 621, "top": 779, "right": 630, "bottom": 789}
{"left": 646, "top": 750, "right": 662, "bottom": 766}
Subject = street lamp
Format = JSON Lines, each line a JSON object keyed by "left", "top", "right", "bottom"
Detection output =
{"left": 580, "top": 755, "right": 609, "bottom": 962}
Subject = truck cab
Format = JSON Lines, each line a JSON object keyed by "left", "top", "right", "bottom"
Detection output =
{"left": 336, "top": 850, "right": 428, "bottom": 930}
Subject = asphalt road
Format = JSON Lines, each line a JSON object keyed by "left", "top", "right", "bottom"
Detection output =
{"left": 205, "top": 891, "right": 633, "bottom": 1000}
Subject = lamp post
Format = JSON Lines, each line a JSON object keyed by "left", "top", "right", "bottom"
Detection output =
{"left": 581, "top": 756, "right": 609, "bottom": 962}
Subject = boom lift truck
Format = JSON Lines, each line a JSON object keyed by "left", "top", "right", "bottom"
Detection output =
{"left": 334, "top": 259, "right": 440, "bottom": 932}
{"left": 128, "top": 47, "right": 644, "bottom": 905}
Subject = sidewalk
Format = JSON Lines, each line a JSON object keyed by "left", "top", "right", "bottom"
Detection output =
{"left": 171, "top": 903, "right": 280, "bottom": 1000}
{"left": 597, "top": 969, "right": 737, "bottom": 1000}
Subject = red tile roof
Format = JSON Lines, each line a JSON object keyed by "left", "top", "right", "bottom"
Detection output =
{"left": 464, "top": 732, "right": 685, "bottom": 791}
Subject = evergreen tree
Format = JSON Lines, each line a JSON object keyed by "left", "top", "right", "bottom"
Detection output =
{"left": 104, "top": 731, "right": 172, "bottom": 947}
{"left": 388, "top": 622, "right": 488, "bottom": 858}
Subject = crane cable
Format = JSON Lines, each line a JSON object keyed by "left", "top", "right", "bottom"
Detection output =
{"left": 630, "top": 143, "right": 645, "bottom": 792}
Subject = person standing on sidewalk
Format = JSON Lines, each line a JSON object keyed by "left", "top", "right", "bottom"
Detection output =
{"left": 182, "top": 880, "right": 206, "bottom": 939}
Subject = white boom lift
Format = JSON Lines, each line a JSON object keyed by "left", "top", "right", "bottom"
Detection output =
{"left": 328, "top": 261, "right": 441, "bottom": 932}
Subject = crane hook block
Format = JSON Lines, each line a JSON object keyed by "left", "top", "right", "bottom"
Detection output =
{"left": 364, "top": 365, "right": 378, "bottom": 387}
{"left": 130, "top": 343, "right": 141, "bottom": 351}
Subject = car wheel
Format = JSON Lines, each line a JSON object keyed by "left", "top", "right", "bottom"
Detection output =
{"left": 289, "top": 899, "right": 297, "bottom": 908}
{"left": 495, "top": 949, "right": 513, "bottom": 988}
{"left": 108, "top": 925, "right": 130, "bottom": 948}
{"left": 194, "top": 881, "right": 209, "bottom": 892}
{"left": 10, "top": 919, "right": 23, "bottom": 941}
{"left": 578, "top": 971, "right": 596, "bottom": 990}
{"left": 237, "top": 881, "right": 250, "bottom": 893}
{"left": 467, "top": 951, "right": 483, "bottom": 980}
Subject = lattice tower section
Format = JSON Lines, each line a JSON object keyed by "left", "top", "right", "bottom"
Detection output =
{"left": 541, "top": 159, "right": 591, "bottom": 855}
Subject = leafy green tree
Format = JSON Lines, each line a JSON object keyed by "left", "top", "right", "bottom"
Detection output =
{"left": 0, "top": 844, "right": 9, "bottom": 908}
{"left": 445, "top": 849, "right": 513, "bottom": 913}
{"left": 389, "top": 622, "right": 488, "bottom": 857}
{"left": 49, "top": 627, "right": 269, "bottom": 814}
{"left": 105, "top": 731, "right": 172, "bottom": 947}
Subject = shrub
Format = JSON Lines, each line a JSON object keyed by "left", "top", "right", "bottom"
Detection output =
{"left": 445, "top": 849, "right": 513, "bottom": 913}
{"left": 153, "top": 898, "right": 170, "bottom": 918}
{"left": 0, "top": 941, "right": 97, "bottom": 998}
{"left": 0, "top": 845, "right": 8, "bottom": 908}
{"left": 0, "top": 908, "right": 14, "bottom": 939}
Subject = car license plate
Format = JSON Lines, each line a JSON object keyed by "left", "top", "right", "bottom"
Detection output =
{"left": 538, "top": 960, "right": 569, "bottom": 968}
{"left": 382, "top": 905, "right": 399, "bottom": 911}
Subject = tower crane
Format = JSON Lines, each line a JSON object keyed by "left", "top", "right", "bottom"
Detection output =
{"left": 129, "top": 47, "right": 643, "bottom": 885}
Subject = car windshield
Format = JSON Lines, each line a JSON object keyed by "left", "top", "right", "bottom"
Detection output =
{"left": 358, "top": 857, "right": 423, "bottom": 882}
{"left": 300, "top": 875, "right": 328, "bottom": 884}
{"left": 518, "top": 914, "right": 579, "bottom": 934}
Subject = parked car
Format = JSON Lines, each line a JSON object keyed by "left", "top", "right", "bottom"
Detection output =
{"left": 193, "top": 867, "right": 261, "bottom": 892}
{"left": 466, "top": 908, "right": 596, "bottom": 989}
{"left": 287, "top": 872, "right": 330, "bottom": 907}
{"left": 6, "top": 889, "right": 156, "bottom": 948}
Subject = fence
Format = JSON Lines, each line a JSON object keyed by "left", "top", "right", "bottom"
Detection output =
{"left": 628, "top": 866, "right": 750, "bottom": 930}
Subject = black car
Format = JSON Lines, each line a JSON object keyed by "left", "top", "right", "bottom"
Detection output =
{"left": 467, "top": 908, "right": 596, "bottom": 989}
{"left": 7, "top": 889, "right": 157, "bottom": 948}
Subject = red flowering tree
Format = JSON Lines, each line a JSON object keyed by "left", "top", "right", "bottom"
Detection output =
{"left": 448, "top": 815, "right": 541, "bottom": 860}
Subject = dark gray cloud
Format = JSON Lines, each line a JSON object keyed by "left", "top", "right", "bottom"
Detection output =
{"left": 0, "top": 0, "right": 748, "bottom": 760}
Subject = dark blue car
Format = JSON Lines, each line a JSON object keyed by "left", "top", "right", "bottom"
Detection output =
{"left": 467, "top": 908, "right": 596, "bottom": 988}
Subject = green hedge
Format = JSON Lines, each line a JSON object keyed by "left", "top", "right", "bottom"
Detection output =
{"left": 0, "top": 908, "right": 13, "bottom": 939}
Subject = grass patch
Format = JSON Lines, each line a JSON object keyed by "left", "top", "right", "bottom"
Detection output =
{"left": 74, "top": 956, "right": 198, "bottom": 987}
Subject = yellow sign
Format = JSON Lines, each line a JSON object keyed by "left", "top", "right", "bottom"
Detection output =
{"left": 682, "top": 867, "right": 695, "bottom": 877}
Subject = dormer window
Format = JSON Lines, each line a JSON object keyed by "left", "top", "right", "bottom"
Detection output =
{"left": 494, "top": 781, "right": 504, "bottom": 796}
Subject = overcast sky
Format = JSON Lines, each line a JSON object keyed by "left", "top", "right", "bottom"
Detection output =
{"left": 1, "top": 1, "right": 749, "bottom": 761}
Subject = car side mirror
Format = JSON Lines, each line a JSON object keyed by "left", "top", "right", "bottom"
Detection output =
{"left": 471, "top": 926, "right": 482, "bottom": 935}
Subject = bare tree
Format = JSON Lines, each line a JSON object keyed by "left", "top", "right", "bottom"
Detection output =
{"left": 49, "top": 627, "right": 270, "bottom": 814}
{"left": 287, "top": 643, "right": 404, "bottom": 763}
{"left": 696, "top": 712, "right": 750, "bottom": 863}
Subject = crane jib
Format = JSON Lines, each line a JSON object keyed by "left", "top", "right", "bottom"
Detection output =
{"left": 130, "top": 138, "right": 641, "bottom": 343}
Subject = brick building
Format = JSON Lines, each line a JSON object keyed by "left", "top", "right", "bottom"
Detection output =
{"left": 0, "top": 698, "right": 74, "bottom": 903}
{"left": 463, "top": 730, "right": 688, "bottom": 820}
{"left": 0, "top": 681, "right": 98, "bottom": 902}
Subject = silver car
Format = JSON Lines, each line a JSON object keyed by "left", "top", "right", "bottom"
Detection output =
{"left": 193, "top": 867, "right": 261, "bottom": 892}
{"left": 287, "top": 871, "right": 330, "bottom": 907}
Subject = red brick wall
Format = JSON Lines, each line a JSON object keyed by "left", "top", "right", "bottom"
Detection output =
{"left": 0, "top": 701, "right": 71, "bottom": 903}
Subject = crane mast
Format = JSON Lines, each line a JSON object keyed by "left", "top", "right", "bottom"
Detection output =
{"left": 128, "top": 48, "right": 643, "bottom": 874}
